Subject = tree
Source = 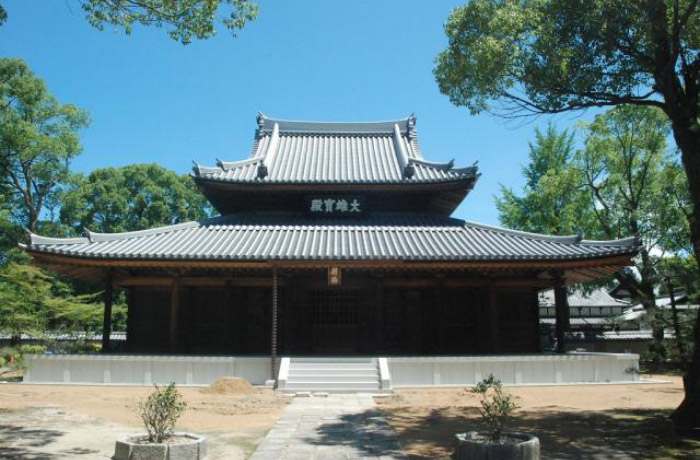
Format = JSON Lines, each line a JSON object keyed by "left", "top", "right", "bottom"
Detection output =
{"left": 577, "top": 106, "right": 690, "bottom": 355}
{"left": 435, "top": 0, "right": 700, "bottom": 428}
{"left": 0, "top": 263, "right": 118, "bottom": 345}
{"left": 1, "top": 1, "right": 258, "bottom": 45}
{"left": 60, "top": 163, "right": 212, "bottom": 234}
{"left": 496, "top": 124, "right": 593, "bottom": 236}
{"left": 0, "top": 58, "right": 89, "bottom": 233}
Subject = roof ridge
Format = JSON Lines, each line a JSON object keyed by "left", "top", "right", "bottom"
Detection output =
{"left": 83, "top": 221, "right": 201, "bottom": 242}
{"left": 463, "top": 221, "right": 636, "bottom": 247}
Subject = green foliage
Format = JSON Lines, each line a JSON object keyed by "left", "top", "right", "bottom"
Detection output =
{"left": 81, "top": 0, "right": 259, "bottom": 44}
{"left": 496, "top": 124, "right": 593, "bottom": 236}
{"left": 472, "top": 375, "right": 518, "bottom": 443}
{"left": 434, "top": 0, "right": 698, "bottom": 117}
{"left": 0, "top": 345, "right": 46, "bottom": 370}
{"left": 659, "top": 256, "right": 700, "bottom": 303}
{"left": 60, "top": 164, "right": 213, "bottom": 234}
{"left": 497, "top": 106, "right": 690, "bottom": 306}
{"left": 0, "top": 262, "right": 119, "bottom": 340}
{"left": 0, "top": 264, "right": 54, "bottom": 339}
{"left": 138, "top": 383, "right": 187, "bottom": 443}
{"left": 0, "top": 58, "right": 89, "bottom": 232}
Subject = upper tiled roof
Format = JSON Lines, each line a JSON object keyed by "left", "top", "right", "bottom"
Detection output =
{"left": 192, "top": 114, "right": 478, "bottom": 184}
{"left": 23, "top": 214, "right": 638, "bottom": 263}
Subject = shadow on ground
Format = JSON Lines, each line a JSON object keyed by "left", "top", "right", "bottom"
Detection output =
{"left": 301, "top": 409, "right": 406, "bottom": 458}
{"left": 0, "top": 423, "right": 100, "bottom": 459}
{"left": 379, "top": 406, "right": 700, "bottom": 460}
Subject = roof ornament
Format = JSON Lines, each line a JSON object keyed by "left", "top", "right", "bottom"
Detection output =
{"left": 447, "top": 159, "right": 455, "bottom": 170}
{"left": 191, "top": 160, "right": 200, "bottom": 176}
{"left": 407, "top": 113, "right": 417, "bottom": 139}
{"left": 404, "top": 163, "right": 415, "bottom": 178}
{"left": 575, "top": 233, "right": 584, "bottom": 243}
{"left": 257, "top": 161, "right": 268, "bottom": 179}
{"left": 256, "top": 112, "right": 268, "bottom": 139}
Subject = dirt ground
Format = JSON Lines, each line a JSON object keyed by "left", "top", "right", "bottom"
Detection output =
{"left": 376, "top": 375, "right": 700, "bottom": 460}
{"left": 0, "top": 381, "right": 290, "bottom": 459}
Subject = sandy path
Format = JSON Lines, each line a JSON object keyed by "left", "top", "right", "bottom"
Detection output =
{"left": 0, "top": 383, "right": 290, "bottom": 459}
{"left": 377, "top": 376, "right": 700, "bottom": 459}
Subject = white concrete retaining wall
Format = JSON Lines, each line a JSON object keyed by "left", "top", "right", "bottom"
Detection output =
{"left": 24, "top": 355, "right": 271, "bottom": 386}
{"left": 387, "top": 352, "right": 640, "bottom": 387}
{"left": 23, "top": 352, "right": 639, "bottom": 387}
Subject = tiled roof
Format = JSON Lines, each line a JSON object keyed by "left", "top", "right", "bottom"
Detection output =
{"left": 538, "top": 288, "right": 631, "bottom": 308}
{"left": 192, "top": 114, "right": 478, "bottom": 184}
{"left": 24, "top": 214, "right": 638, "bottom": 263}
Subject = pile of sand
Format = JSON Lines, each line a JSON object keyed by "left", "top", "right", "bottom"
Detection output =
{"left": 201, "top": 377, "right": 254, "bottom": 395}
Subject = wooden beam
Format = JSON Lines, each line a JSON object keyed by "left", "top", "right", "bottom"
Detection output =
{"left": 29, "top": 251, "right": 635, "bottom": 272}
{"left": 101, "top": 273, "right": 113, "bottom": 353}
{"left": 114, "top": 276, "right": 280, "bottom": 287}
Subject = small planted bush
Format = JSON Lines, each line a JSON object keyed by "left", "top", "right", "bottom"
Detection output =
{"left": 138, "top": 383, "right": 187, "bottom": 443}
{"left": 472, "top": 374, "right": 518, "bottom": 442}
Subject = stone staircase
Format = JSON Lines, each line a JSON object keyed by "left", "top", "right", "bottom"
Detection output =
{"left": 278, "top": 357, "right": 390, "bottom": 393}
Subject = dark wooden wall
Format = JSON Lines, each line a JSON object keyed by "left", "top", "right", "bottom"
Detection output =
{"left": 126, "top": 276, "right": 539, "bottom": 356}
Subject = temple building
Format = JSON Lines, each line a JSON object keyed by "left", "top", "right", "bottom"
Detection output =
{"left": 20, "top": 115, "right": 641, "bottom": 388}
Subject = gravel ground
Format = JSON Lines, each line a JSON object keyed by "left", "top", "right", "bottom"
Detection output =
{"left": 0, "top": 382, "right": 290, "bottom": 459}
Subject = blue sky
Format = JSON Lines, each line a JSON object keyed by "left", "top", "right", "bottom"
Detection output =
{"left": 1, "top": 1, "right": 596, "bottom": 226}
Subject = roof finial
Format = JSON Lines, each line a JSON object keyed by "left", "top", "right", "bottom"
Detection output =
{"left": 257, "top": 112, "right": 267, "bottom": 129}
{"left": 404, "top": 163, "right": 415, "bottom": 179}
{"left": 407, "top": 113, "right": 417, "bottom": 139}
{"left": 257, "top": 161, "right": 268, "bottom": 179}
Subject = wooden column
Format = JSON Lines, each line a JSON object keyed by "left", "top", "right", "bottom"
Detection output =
{"left": 554, "top": 274, "right": 570, "bottom": 353}
{"left": 271, "top": 268, "right": 279, "bottom": 380}
{"left": 489, "top": 284, "right": 499, "bottom": 352}
{"left": 374, "top": 276, "right": 384, "bottom": 353}
{"left": 169, "top": 278, "right": 180, "bottom": 350}
{"left": 101, "top": 272, "right": 114, "bottom": 353}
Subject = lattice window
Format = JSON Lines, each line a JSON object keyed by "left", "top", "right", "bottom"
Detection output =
{"left": 310, "top": 289, "right": 360, "bottom": 326}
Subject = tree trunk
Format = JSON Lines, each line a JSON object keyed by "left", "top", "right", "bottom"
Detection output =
{"left": 668, "top": 119, "right": 700, "bottom": 430}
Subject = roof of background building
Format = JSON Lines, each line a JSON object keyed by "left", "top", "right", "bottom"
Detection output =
{"left": 192, "top": 114, "right": 479, "bottom": 185}
{"left": 539, "top": 288, "right": 631, "bottom": 308}
{"left": 24, "top": 214, "right": 637, "bottom": 263}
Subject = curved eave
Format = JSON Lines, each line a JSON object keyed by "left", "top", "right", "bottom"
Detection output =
{"left": 23, "top": 246, "right": 636, "bottom": 265}
{"left": 191, "top": 174, "right": 479, "bottom": 189}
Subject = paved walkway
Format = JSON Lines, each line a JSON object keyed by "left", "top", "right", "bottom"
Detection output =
{"left": 250, "top": 394, "right": 406, "bottom": 460}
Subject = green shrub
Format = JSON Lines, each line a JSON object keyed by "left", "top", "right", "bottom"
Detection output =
{"left": 472, "top": 375, "right": 519, "bottom": 442}
{"left": 138, "top": 383, "right": 187, "bottom": 443}
{"left": 18, "top": 345, "right": 46, "bottom": 355}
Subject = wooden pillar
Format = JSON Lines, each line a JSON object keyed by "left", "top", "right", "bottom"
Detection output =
{"left": 271, "top": 268, "right": 279, "bottom": 380}
{"left": 126, "top": 288, "right": 134, "bottom": 352}
{"left": 101, "top": 272, "right": 114, "bottom": 353}
{"left": 489, "top": 284, "right": 499, "bottom": 352}
{"left": 374, "top": 276, "right": 384, "bottom": 353}
{"left": 533, "top": 288, "right": 542, "bottom": 352}
{"left": 169, "top": 278, "right": 180, "bottom": 350}
{"left": 554, "top": 274, "right": 570, "bottom": 353}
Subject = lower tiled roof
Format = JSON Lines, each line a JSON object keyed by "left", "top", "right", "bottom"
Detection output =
{"left": 24, "top": 215, "right": 638, "bottom": 262}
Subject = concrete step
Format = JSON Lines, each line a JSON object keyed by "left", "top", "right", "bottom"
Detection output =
{"left": 287, "top": 375, "right": 379, "bottom": 383}
{"left": 290, "top": 357, "right": 375, "bottom": 363}
{"left": 289, "top": 368, "right": 379, "bottom": 376}
{"left": 284, "top": 381, "right": 381, "bottom": 390}
{"left": 290, "top": 364, "right": 378, "bottom": 370}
